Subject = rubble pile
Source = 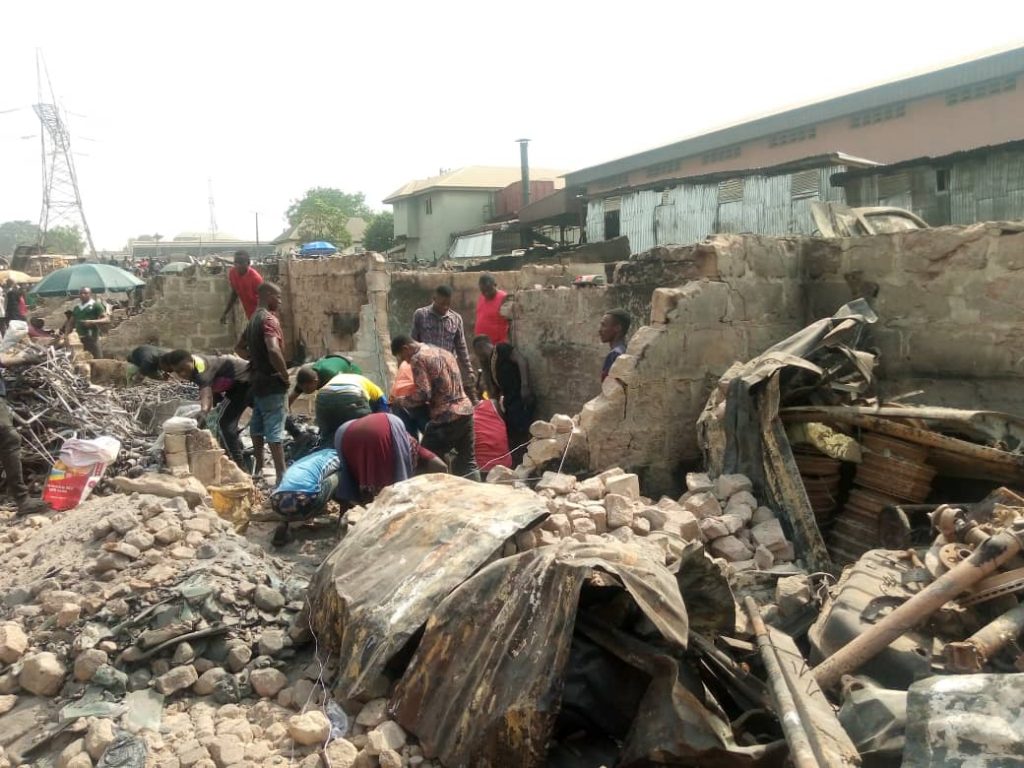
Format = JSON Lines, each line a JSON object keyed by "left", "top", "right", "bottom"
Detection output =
{"left": 486, "top": 463, "right": 801, "bottom": 576}
{"left": 0, "top": 491, "right": 420, "bottom": 768}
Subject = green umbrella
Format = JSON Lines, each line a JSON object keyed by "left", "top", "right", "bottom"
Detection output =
{"left": 159, "top": 261, "right": 194, "bottom": 275}
{"left": 28, "top": 263, "right": 146, "bottom": 298}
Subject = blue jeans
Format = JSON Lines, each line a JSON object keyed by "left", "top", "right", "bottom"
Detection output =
{"left": 249, "top": 393, "right": 288, "bottom": 443}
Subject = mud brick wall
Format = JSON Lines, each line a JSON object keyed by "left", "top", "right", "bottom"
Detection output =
{"left": 803, "top": 222, "right": 1024, "bottom": 413}
{"left": 578, "top": 235, "right": 807, "bottom": 496}
{"left": 278, "top": 254, "right": 394, "bottom": 388}
{"left": 103, "top": 274, "right": 241, "bottom": 358}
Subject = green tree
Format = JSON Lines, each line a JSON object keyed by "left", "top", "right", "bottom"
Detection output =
{"left": 44, "top": 225, "right": 86, "bottom": 256}
{"left": 286, "top": 188, "right": 373, "bottom": 248}
{"left": 0, "top": 220, "right": 40, "bottom": 257}
{"left": 363, "top": 211, "right": 395, "bottom": 253}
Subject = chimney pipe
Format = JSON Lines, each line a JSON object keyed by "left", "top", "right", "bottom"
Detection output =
{"left": 516, "top": 138, "right": 530, "bottom": 210}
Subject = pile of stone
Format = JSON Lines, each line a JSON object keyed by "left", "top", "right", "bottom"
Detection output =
{"left": 486, "top": 465, "right": 801, "bottom": 575}
{"left": 516, "top": 415, "right": 589, "bottom": 476}
{"left": 0, "top": 490, "right": 394, "bottom": 768}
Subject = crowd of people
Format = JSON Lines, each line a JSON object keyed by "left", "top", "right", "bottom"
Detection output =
{"left": 1, "top": 248, "right": 635, "bottom": 540}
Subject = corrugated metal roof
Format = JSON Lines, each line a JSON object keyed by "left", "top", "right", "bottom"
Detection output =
{"left": 831, "top": 138, "right": 1024, "bottom": 182}
{"left": 384, "top": 166, "right": 565, "bottom": 203}
{"left": 567, "top": 46, "right": 1024, "bottom": 187}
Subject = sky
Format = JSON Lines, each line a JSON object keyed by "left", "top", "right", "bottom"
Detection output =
{"left": 1, "top": 1, "right": 1022, "bottom": 251}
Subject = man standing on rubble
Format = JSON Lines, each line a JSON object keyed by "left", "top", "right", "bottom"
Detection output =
{"left": 220, "top": 250, "right": 264, "bottom": 324}
{"left": 390, "top": 334, "right": 480, "bottom": 481}
{"left": 599, "top": 309, "right": 631, "bottom": 382}
{"left": 235, "top": 282, "right": 288, "bottom": 486}
{"left": 71, "top": 287, "right": 110, "bottom": 359}
{"left": 0, "top": 369, "right": 50, "bottom": 516}
{"left": 411, "top": 285, "right": 477, "bottom": 402}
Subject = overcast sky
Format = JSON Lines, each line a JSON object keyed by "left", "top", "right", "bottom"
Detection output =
{"left": 1, "top": 1, "right": 1022, "bottom": 251}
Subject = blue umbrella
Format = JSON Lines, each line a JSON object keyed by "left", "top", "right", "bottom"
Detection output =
{"left": 300, "top": 241, "right": 338, "bottom": 256}
{"left": 28, "top": 263, "right": 146, "bottom": 297}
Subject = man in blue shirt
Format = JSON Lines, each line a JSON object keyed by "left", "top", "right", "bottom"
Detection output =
{"left": 599, "top": 309, "right": 631, "bottom": 382}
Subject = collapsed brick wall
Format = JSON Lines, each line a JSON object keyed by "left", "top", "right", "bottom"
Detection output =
{"left": 577, "top": 235, "right": 807, "bottom": 496}
{"left": 103, "top": 275, "right": 241, "bottom": 358}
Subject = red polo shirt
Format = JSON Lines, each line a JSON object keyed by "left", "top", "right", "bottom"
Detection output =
{"left": 228, "top": 266, "right": 264, "bottom": 318}
{"left": 475, "top": 289, "right": 509, "bottom": 344}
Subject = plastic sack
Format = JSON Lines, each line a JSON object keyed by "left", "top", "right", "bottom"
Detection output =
{"left": 474, "top": 399, "right": 511, "bottom": 471}
{"left": 42, "top": 436, "right": 122, "bottom": 511}
{"left": 0, "top": 320, "right": 28, "bottom": 352}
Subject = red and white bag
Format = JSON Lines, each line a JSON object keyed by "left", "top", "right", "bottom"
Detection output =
{"left": 42, "top": 436, "right": 121, "bottom": 511}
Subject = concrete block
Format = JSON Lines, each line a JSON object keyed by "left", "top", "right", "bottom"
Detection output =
{"left": 604, "top": 472, "right": 639, "bottom": 501}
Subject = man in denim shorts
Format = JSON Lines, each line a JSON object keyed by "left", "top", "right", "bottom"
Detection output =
{"left": 236, "top": 282, "right": 290, "bottom": 486}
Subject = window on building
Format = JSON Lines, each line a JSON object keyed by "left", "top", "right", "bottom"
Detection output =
{"left": 424, "top": 197, "right": 433, "bottom": 215}
{"left": 645, "top": 160, "right": 681, "bottom": 178}
{"left": 702, "top": 145, "right": 743, "bottom": 165}
{"left": 790, "top": 169, "right": 820, "bottom": 198}
{"left": 946, "top": 76, "right": 1017, "bottom": 105}
{"left": 718, "top": 178, "right": 744, "bottom": 204}
{"left": 850, "top": 103, "right": 906, "bottom": 128}
{"left": 767, "top": 126, "right": 817, "bottom": 148}
{"left": 603, "top": 196, "right": 621, "bottom": 239}
{"left": 936, "top": 168, "right": 950, "bottom": 192}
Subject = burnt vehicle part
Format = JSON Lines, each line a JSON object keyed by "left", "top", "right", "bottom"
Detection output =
{"left": 813, "top": 521, "right": 1024, "bottom": 690}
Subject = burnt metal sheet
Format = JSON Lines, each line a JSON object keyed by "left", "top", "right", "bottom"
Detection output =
{"left": 902, "top": 673, "right": 1024, "bottom": 767}
{"left": 304, "top": 474, "right": 548, "bottom": 700}
{"left": 393, "top": 539, "right": 773, "bottom": 768}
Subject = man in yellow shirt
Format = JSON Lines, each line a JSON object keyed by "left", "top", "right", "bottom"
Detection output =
{"left": 295, "top": 371, "right": 389, "bottom": 444}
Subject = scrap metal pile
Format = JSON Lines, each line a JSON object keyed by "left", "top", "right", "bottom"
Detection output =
{"left": 0, "top": 346, "right": 196, "bottom": 481}
{"left": 697, "top": 299, "right": 1024, "bottom": 766}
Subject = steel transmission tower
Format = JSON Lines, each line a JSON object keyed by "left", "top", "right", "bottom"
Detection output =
{"left": 33, "top": 52, "right": 97, "bottom": 257}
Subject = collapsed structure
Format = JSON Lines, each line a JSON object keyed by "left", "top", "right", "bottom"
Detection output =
{"left": 2, "top": 218, "right": 1024, "bottom": 767}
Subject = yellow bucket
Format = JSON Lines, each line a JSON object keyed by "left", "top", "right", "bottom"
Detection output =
{"left": 208, "top": 482, "right": 255, "bottom": 532}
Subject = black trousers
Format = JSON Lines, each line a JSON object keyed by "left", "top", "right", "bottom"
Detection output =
{"left": 422, "top": 414, "right": 480, "bottom": 481}
{"left": 0, "top": 399, "right": 29, "bottom": 503}
{"left": 81, "top": 334, "right": 102, "bottom": 359}
{"left": 218, "top": 383, "right": 250, "bottom": 466}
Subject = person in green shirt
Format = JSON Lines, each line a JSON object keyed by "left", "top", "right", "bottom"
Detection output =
{"left": 287, "top": 354, "right": 362, "bottom": 408}
{"left": 70, "top": 288, "right": 110, "bottom": 358}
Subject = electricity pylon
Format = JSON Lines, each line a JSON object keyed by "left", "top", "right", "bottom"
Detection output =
{"left": 33, "top": 51, "right": 96, "bottom": 257}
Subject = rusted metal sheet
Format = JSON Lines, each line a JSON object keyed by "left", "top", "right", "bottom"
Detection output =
{"left": 304, "top": 474, "right": 548, "bottom": 700}
{"left": 759, "top": 377, "right": 835, "bottom": 576}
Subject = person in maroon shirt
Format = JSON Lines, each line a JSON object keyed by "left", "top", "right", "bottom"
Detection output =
{"left": 220, "top": 250, "right": 264, "bottom": 323}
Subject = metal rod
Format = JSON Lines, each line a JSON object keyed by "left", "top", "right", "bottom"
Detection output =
{"left": 744, "top": 597, "right": 821, "bottom": 768}
{"left": 945, "top": 600, "right": 1024, "bottom": 673}
{"left": 814, "top": 524, "right": 1024, "bottom": 689}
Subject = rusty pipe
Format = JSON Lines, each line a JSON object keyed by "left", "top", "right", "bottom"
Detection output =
{"left": 814, "top": 523, "right": 1024, "bottom": 689}
{"left": 944, "top": 600, "right": 1024, "bottom": 673}
{"left": 744, "top": 597, "right": 821, "bottom": 768}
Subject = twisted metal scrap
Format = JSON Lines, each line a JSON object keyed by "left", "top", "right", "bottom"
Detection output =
{"left": 4, "top": 347, "right": 196, "bottom": 478}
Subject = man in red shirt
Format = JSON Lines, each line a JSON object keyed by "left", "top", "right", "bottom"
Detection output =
{"left": 474, "top": 273, "right": 509, "bottom": 344}
{"left": 220, "top": 250, "right": 264, "bottom": 323}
